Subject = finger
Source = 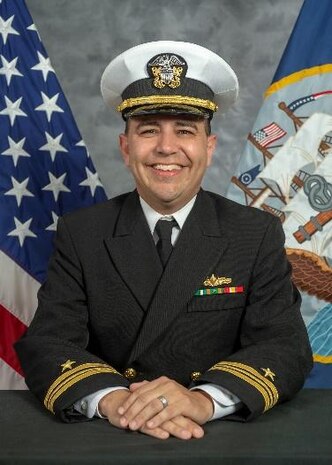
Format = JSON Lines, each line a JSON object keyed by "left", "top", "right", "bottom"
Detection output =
{"left": 118, "top": 377, "right": 170, "bottom": 418}
{"left": 128, "top": 376, "right": 172, "bottom": 397}
{"left": 170, "top": 415, "right": 205, "bottom": 439}
{"left": 118, "top": 384, "right": 157, "bottom": 415}
{"left": 157, "top": 416, "right": 204, "bottom": 440}
{"left": 159, "top": 419, "right": 192, "bottom": 440}
{"left": 98, "top": 389, "right": 131, "bottom": 428}
{"left": 126, "top": 396, "right": 168, "bottom": 431}
{"left": 118, "top": 390, "right": 149, "bottom": 417}
{"left": 123, "top": 382, "right": 189, "bottom": 428}
{"left": 139, "top": 424, "right": 169, "bottom": 440}
{"left": 145, "top": 399, "right": 187, "bottom": 429}
{"left": 129, "top": 380, "right": 149, "bottom": 392}
{"left": 146, "top": 389, "right": 213, "bottom": 428}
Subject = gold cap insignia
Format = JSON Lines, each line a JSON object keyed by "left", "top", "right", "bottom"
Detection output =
{"left": 147, "top": 53, "right": 187, "bottom": 89}
{"left": 261, "top": 368, "right": 276, "bottom": 381}
{"left": 204, "top": 274, "right": 232, "bottom": 287}
{"left": 61, "top": 359, "right": 76, "bottom": 372}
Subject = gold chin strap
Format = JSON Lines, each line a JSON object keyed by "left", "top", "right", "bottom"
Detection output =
{"left": 117, "top": 95, "right": 218, "bottom": 113}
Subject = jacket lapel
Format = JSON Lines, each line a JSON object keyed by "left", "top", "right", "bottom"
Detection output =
{"left": 128, "top": 190, "right": 230, "bottom": 363}
{"left": 104, "top": 191, "right": 163, "bottom": 311}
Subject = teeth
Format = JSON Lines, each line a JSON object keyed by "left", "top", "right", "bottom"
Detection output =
{"left": 153, "top": 164, "right": 181, "bottom": 171}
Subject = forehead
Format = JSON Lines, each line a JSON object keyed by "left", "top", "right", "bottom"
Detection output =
{"left": 128, "top": 114, "right": 206, "bottom": 126}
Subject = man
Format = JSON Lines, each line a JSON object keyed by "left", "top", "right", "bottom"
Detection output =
{"left": 16, "top": 40, "right": 312, "bottom": 440}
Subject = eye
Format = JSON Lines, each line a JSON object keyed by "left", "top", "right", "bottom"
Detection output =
{"left": 138, "top": 128, "right": 158, "bottom": 136}
{"left": 177, "top": 128, "right": 195, "bottom": 135}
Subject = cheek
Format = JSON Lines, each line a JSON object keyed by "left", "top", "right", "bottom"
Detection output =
{"left": 192, "top": 152, "right": 212, "bottom": 171}
{"left": 185, "top": 141, "right": 211, "bottom": 167}
{"left": 127, "top": 154, "right": 148, "bottom": 181}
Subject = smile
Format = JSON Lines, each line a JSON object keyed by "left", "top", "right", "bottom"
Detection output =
{"left": 152, "top": 164, "right": 183, "bottom": 171}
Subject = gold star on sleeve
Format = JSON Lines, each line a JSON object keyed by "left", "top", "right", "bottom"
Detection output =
{"left": 61, "top": 359, "right": 76, "bottom": 372}
{"left": 261, "top": 367, "right": 276, "bottom": 381}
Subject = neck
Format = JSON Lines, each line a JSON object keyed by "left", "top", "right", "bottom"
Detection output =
{"left": 138, "top": 191, "right": 200, "bottom": 216}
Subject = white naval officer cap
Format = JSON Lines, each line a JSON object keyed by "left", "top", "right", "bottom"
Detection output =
{"left": 100, "top": 40, "right": 239, "bottom": 120}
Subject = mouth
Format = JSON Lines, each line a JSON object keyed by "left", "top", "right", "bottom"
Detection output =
{"left": 151, "top": 164, "right": 183, "bottom": 172}
{"left": 149, "top": 164, "right": 185, "bottom": 178}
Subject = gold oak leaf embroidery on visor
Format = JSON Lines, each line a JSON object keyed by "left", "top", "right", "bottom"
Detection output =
{"left": 44, "top": 363, "right": 120, "bottom": 413}
{"left": 208, "top": 361, "right": 279, "bottom": 412}
{"left": 117, "top": 95, "right": 218, "bottom": 113}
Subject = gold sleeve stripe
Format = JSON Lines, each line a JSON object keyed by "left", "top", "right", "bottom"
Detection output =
{"left": 45, "top": 367, "right": 117, "bottom": 413}
{"left": 208, "top": 361, "right": 279, "bottom": 412}
{"left": 44, "top": 363, "right": 120, "bottom": 413}
{"left": 213, "top": 365, "right": 272, "bottom": 411}
{"left": 209, "top": 361, "right": 278, "bottom": 411}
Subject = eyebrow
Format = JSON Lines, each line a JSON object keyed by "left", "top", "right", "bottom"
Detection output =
{"left": 136, "top": 120, "right": 199, "bottom": 130}
{"left": 175, "top": 121, "right": 199, "bottom": 129}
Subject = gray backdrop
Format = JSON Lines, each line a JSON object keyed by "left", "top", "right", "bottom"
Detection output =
{"left": 26, "top": 0, "right": 304, "bottom": 199}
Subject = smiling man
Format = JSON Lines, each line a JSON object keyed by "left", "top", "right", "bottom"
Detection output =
{"left": 16, "top": 41, "right": 312, "bottom": 441}
{"left": 119, "top": 115, "right": 216, "bottom": 214}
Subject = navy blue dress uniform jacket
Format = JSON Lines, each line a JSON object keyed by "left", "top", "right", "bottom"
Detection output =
{"left": 16, "top": 189, "right": 313, "bottom": 422}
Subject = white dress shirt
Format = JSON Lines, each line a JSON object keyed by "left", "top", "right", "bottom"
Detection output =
{"left": 74, "top": 195, "right": 241, "bottom": 420}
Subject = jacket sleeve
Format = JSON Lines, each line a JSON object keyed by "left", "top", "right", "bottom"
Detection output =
{"left": 192, "top": 216, "right": 313, "bottom": 421}
{"left": 15, "top": 216, "right": 129, "bottom": 422}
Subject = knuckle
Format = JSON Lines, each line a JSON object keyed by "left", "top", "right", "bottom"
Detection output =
{"left": 128, "top": 392, "right": 138, "bottom": 403}
{"left": 166, "top": 423, "right": 178, "bottom": 435}
{"left": 165, "top": 380, "right": 174, "bottom": 390}
{"left": 136, "top": 393, "right": 149, "bottom": 405}
{"left": 134, "top": 413, "right": 146, "bottom": 425}
{"left": 168, "top": 404, "right": 178, "bottom": 417}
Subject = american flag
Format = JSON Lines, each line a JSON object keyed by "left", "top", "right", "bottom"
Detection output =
{"left": 0, "top": 0, "right": 107, "bottom": 388}
{"left": 252, "top": 122, "right": 286, "bottom": 147}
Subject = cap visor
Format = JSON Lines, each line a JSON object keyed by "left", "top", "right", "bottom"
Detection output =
{"left": 124, "top": 104, "right": 210, "bottom": 119}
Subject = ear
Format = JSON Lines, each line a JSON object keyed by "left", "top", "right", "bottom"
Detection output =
{"left": 206, "top": 134, "right": 217, "bottom": 167}
{"left": 119, "top": 133, "right": 130, "bottom": 167}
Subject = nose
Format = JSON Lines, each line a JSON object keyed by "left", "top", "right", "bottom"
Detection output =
{"left": 156, "top": 129, "right": 178, "bottom": 156}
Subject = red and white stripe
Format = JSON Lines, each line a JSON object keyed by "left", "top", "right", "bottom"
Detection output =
{"left": 0, "top": 250, "right": 40, "bottom": 389}
{"left": 254, "top": 122, "right": 286, "bottom": 147}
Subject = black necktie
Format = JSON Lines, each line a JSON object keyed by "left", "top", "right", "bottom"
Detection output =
{"left": 155, "top": 218, "right": 177, "bottom": 267}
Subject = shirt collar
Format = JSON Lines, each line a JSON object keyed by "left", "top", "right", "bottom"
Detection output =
{"left": 139, "top": 195, "right": 197, "bottom": 235}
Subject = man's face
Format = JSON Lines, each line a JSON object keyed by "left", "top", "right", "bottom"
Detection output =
{"left": 119, "top": 115, "right": 217, "bottom": 214}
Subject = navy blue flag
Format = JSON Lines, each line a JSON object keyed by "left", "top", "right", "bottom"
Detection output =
{"left": 227, "top": 0, "right": 332, "bottom": 387}
{"left": 0, "top": 0, "right": 107, "bottom": 388}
